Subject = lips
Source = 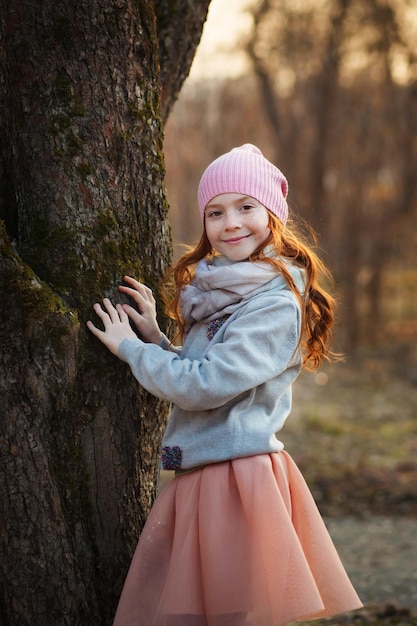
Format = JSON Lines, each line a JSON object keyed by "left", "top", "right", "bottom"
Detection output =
{"left": 223, "top": 235, "right": 250, "bottom": 244}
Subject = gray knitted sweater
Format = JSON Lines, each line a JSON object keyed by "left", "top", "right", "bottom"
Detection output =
{"left": 118, "top": 257, "right": 305, "bottom": 470}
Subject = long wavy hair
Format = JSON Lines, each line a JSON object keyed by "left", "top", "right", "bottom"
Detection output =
{"left": 163, "top": 212, "right": 338, "bottom": 369}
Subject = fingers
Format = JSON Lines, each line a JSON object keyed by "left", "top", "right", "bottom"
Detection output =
{"left": 87, "top": 282, "right": 151, "bottom": 342}
{"left": 87, "top": 298, "right": 138, "bottom": 354}
{"left": 123, "top": 275, "right": 146, "bottom": 290}
{"left": 120, "top": 277, "right": 155, "bottom": 302}
{"left": 105, "top": 298, "right": 126, "bottom": 323}
{"left": 88, "top": 299, "right": 128, "bottom": 329}
{"left": 93, "top": 298, "right": 116, "bottom": 324}
{"left": 122, "top": 305, "right": 143, "bottom": 326}
{"left": 86, "top": 319, "right": 103, "bottom": 338}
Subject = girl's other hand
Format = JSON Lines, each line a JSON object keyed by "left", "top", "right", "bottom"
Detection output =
{"left": 118, "top": 276, "right": 163, "bottom": 345}
{"left": 87, "top": 298, "right": 139, "bottom": 355}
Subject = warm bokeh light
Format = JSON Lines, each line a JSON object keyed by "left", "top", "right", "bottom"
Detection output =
{"left": 189, "top": 0, "right": 417, "bottom": 86}
{"left": 188, "top": 0, "right": 256, "bottom": 81}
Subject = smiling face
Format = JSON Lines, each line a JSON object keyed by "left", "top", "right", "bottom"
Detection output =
{"left": 204, "top": 193, "right": 271, "bottom": 262}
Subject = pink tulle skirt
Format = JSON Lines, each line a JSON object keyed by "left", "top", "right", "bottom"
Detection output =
{"left": 113, "top": 452, "right": 362, "bottom": 626}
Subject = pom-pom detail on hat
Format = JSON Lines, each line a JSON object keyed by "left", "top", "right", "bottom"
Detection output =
{"left": 198, "top": 144, "right": 288, "bottom": 224}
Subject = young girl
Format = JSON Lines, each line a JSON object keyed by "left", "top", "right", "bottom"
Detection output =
{"left": 88, "top": 144, "right": 362, "bottom": 626}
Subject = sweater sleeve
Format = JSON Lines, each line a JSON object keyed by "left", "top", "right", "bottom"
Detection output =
{"left": 159, "top": 333, "right": 182, "bottom": 355}
{"left": 118, "top": 293, "right": 301, "bottom": 411}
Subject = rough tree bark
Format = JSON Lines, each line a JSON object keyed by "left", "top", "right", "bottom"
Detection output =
{"left": 156, "top": 0, "right": 211, "bottom": 120}
{"left": 0, "top": 1, "right": 209, "bottom": 624}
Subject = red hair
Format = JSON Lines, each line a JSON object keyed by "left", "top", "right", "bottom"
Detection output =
{"left": 164, "top": 213, "right": 338, "bottom": 369}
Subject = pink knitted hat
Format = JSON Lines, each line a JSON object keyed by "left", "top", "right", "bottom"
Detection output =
{"left": 198, "top": 144, "right": 288, "bottom": 224}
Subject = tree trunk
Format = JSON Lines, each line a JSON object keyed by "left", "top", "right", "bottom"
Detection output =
{"left": 307, "top": 0, "right": 351, "bottom": 241}
{"left": 0, "top": 1, "right": 209, "bottom": 624}
{"left": 156, "top": 0, "right": 210, "bottom": 120}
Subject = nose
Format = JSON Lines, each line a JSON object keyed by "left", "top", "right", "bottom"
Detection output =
{"left": 224, "top": 209, "right": 242, "bottom": 229}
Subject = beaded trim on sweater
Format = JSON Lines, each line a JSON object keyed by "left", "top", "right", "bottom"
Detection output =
{"left": 206, "top": 315, "right": 230, "bottom": 340}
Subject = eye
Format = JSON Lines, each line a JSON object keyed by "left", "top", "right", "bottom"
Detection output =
{"left": 240, "top": 203, "right": 254, "bottom": 211}
{"left": 206, "top": 209, "right": 223, "bottom": 219}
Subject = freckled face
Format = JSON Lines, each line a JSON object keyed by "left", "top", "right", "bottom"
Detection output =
{"left": 204, "top": 193, "right": 271, "bottom": 261}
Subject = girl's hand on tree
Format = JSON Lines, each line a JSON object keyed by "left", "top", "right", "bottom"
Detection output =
{"left": 87, "top": 298, "right": 139, "bottom": 355}
{"left": 118, "top": 276, "right": 163, "bottom": 345}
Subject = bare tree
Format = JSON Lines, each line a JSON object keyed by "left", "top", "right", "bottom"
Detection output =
{"left": 0, "top": 1, "right": 209, "bottom": 624}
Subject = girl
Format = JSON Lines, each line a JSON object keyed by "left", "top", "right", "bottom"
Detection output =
{"left": 88, "top": 144, "right": 362, "bottom": 626}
